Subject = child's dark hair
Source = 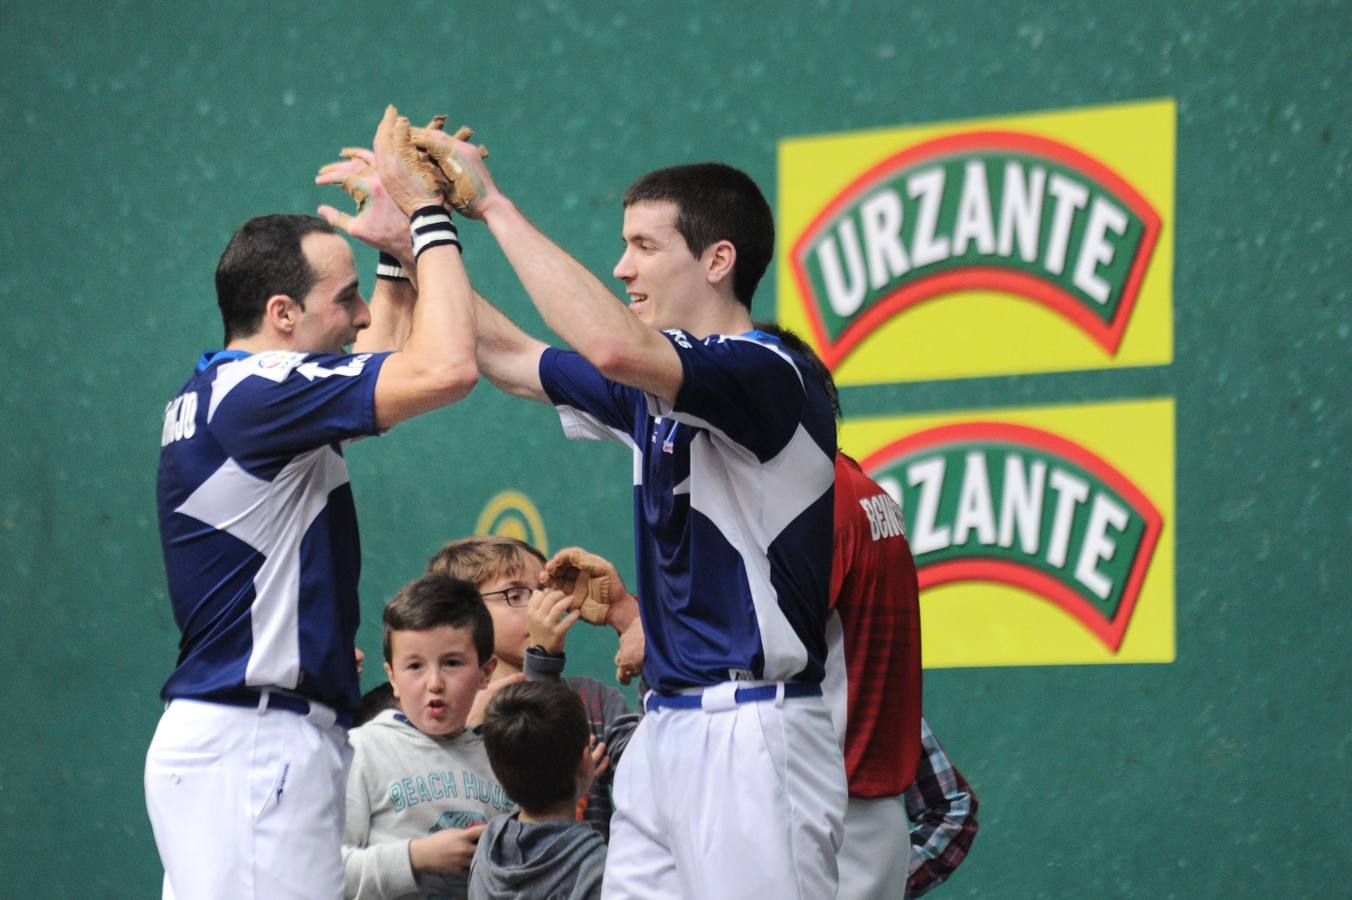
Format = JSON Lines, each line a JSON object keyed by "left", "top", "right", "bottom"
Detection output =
{"left": 355, "top": 681, "right": 397, "bottom": 727}
{"left": 481, "top": 681, "right": 590, "bottom": 814}
{"left": 381, "top": 574, "right": 494, "bottom": 665}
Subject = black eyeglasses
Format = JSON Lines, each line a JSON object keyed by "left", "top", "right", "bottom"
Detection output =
{"left": 480, "top": 586, "right": 533, "bottom": 608}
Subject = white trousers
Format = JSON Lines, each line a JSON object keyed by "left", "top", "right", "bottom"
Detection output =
{"left": 602, "top": 686, "right": 847, "bottom": 900}
{"left": 144, "top": 698, "right": 352, "bottom": 900}
{"left": 836, "top": 794, "right": 911, "bottom": 900}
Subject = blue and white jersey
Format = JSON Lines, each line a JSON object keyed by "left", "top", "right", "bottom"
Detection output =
{"left": 539, "top": 330, "right": 837, "bottom": 693}
{"left": 156, "top": 348, "right": 390, "bottom": 715}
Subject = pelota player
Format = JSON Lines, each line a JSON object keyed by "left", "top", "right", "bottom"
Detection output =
{"left": 828, "top": 447, "right": 925, "bottom": 899}
{"left": 404, "top": 131, "right": 848, "bottom": 899}
{"left": 145, "top": 108, "right": 478, "bottom": 899}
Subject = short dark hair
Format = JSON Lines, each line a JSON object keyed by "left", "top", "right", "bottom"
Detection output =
{"left": 381, "top": 574, "right": 494, "bottom": 666}
{"left": 215, "top": 214, "right": 337, "bottom": 343}
{"left": 752, "top": 321, "right": 841, "bottom": 421}
{"left": 355, "top": 681, "right": 397, "bottom": 727}
{"left": 622, "top": 163, "right": 774, "bottom": 310}
{"left": 481, "top": 681, "right": 589, "bottom": 814}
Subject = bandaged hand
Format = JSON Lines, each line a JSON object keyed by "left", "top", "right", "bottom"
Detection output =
{"left": 373, "top": 105, "right": 447, "bottom": 216}
{"left": 408, "top": 123, "right": 496, "bottom": 217}
{"left": 544, "top": 548, "right": 624, "bottom": 626}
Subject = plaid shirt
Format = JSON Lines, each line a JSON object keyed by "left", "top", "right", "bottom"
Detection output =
{"left": 904, "top": 718, "right": 980, "bottom": 897}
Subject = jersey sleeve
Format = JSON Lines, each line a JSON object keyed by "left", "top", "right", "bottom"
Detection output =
{"left": 210, "top": 351, "right": 390, "bottom": 465}
{"left": 654, "top": 331, "right": 807, "bottom": 462}
{"left": 539, "top": 347, "right": 643, "bottom": 445}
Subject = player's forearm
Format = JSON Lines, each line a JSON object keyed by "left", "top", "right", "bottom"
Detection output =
{"left": 605, "top": 592, "right": 640, "bottom": 634}
{"left": 355, "top": 276, "right": 416, "bottom": 353}
{"left": 482, "top": 198, "right": 659, "bottom": 375}
{"left": 392, "top": 246, "right": 478, "bottom": 401}
{"left": 473, "top": 293, "right": 549, "bottom": 402}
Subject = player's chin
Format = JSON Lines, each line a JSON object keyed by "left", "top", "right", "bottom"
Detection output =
{"left": 626, "top": 300, "right": 653, "bottom": 324}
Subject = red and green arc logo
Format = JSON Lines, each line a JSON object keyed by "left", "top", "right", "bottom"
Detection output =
{"left": 791, "top": 132, "right": 1161, "bottom": 370}
{"left": 862, "top": 422, "right": 1162, "bottom": 652}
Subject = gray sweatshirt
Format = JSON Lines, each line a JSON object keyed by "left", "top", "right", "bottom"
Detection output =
{"left": 468, "top": 812, "right": 607, "bottom": 900}
{"left": 523, "top": 648, "right": 641, "bottom": 840}
{"left": 343, "top": 709, "right": 514, "bottom": 900}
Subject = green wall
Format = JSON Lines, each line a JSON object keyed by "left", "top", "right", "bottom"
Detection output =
{"left": 2, "top": 1, "right": 1347, "bottom": 895}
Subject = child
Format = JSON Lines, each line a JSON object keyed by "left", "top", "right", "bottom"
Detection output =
{"left": 426, "top": 537, "right": 639, "bottom": 841}
{"left": 343, "top": 574, "right": 514, "bottom": 900}
{"left": 469, "top": 681, "right": 607, "bottom": 900}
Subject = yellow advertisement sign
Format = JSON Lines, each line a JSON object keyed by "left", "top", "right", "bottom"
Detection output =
{"left": 841, "top": 398, "right": 1175, "bottom": 667}
{"left": 778, "top": 99, "right": 1175, "bottom": 384}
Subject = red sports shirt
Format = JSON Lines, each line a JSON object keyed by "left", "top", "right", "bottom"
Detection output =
{"left": 829, "top": 452, "right": 923, "bottom": 797}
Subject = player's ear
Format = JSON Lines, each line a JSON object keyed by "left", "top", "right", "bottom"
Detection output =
{"left": 704, "top": 239, "right": 736, "bottom": 288}
{"left": 264, "top": 293, "right": 300, "bottom": 332}
{"left": 383, "top": 661, "right": 398, "bottom": 697}
{"left": 478, "top": 655, "right": 497, "bottom": 688}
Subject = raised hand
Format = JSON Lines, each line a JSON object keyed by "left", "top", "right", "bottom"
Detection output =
{"left": 543, "top": 547, "right": 625, "bottom": 625}
{"left": 527, "top": 588, "right": 581, "bottom": 655}
{"left": 408, "top": 123, "right": 497, "bottom": 218}
{"left": 373, "top": 105, "right": 446, "bottom": 216}
{"left": 315, "top": 147, "right": 414, "bottom": 265}
{"left": 588, "top": 736, "right": 610, "bottom": 784}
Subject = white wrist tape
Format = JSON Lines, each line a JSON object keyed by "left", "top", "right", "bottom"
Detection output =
{"left": 410, "top": 206, "right": 460, "bottom": 259}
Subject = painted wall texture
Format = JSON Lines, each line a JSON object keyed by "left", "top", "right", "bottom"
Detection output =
{"left": 1, "top": 1, "right": 1347, "bottom": 896}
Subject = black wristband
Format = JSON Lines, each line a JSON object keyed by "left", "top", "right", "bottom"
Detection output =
{"left": 409, "top": 206, "right": 460, "bottom": 259}
{"left": 527, "top": 645, "right": 565, "bottom": 660}
{"left": 375, "top": 252, "right": 409, "bottom": 281}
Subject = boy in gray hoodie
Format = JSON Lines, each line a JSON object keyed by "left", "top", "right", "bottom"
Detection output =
{"left": 427, "top": 536, "right": 641, "bottom": 841}
{"left": 343, "top": 575, "right": 514, "bottom": 900}
{"left": 470, "top": 680, "right": 607, "bottom": 900}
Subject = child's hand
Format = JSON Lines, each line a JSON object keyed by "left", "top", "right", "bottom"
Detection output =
{"left": 526, "top": 588, "right": 581, "bottom": 654}
{"left": 466, "top": 673, "right": 526, "bottom": 728}
{"left": 575, "top": 738, "right": 609, "bottom": 821}
{"left": 589, "top": 737, "right": 610, "bottom": 784}
{"left": 408, "top": 824, "right": 486, "bottom": 875}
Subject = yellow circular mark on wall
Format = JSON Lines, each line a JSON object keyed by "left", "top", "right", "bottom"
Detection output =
{"left": 474, "top": 491, "right": 549, "bottom": 556}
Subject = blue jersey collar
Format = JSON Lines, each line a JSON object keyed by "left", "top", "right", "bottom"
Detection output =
{"left": 195, "top": 349, "right": 253, "bottom": 373}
